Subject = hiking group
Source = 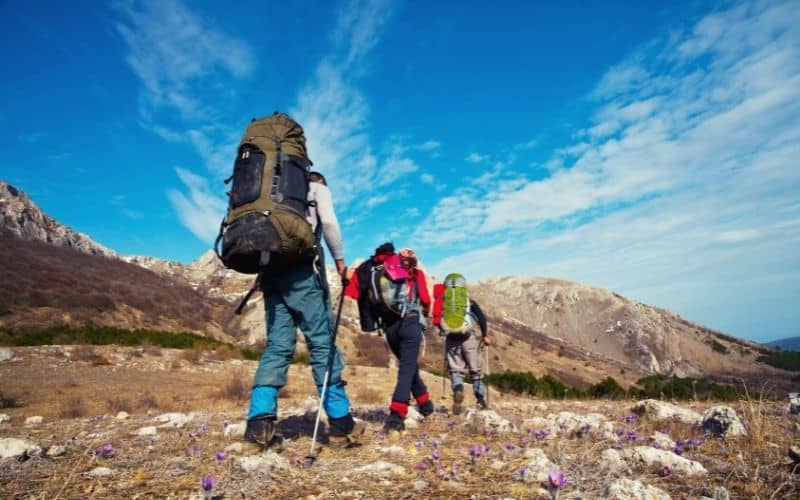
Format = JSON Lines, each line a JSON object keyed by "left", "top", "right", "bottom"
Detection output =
{"left": 215, "top": 112, "right": 491, "bottom": 453}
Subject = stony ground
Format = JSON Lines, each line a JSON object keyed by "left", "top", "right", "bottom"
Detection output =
{"left": 1, "top": 346, "right": 798, "bottom": 499}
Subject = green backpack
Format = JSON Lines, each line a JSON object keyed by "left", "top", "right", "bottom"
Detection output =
{"left": 441, "top": 273, "right": 473, "bottom": 334}
{"left": 214, "top": 112, "right": 316, "bottom": 275}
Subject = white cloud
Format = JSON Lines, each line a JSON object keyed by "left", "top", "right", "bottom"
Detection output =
{"left": 167, "top": 167, "right": 227, "bottom": 242}
{"left": 420, "top": 173, "right": 435, "bottom": 185}
{"left": 292, "top": 0, "right": 426, "bottom": 215}
{"left": 419, "top": 0, "right": 800, "bottom": 340}
{"left": 466, "top": 152, "right": 489, "bottom": 163}
{"left": 115, "top": 0, "right": 250, "bottom": 175}
{"left": 416, "top": 140, "right": 441, "bottom": 151}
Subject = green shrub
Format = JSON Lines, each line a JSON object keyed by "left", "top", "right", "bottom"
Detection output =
{"left": 757, "top": 350, "right": 800, "bottom": 371}
{"left": 710, "top": 340, "right": 728, "bottom": 354}
{"left": 0, "top": 325, "right": 260, "bottom": 361}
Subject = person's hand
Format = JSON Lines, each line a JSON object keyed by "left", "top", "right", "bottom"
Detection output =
{"left": 483, "top": 336, "right": 492, "bottom": 346}
{"left": 336, "top": 259, "right": 350, "bottom": 286}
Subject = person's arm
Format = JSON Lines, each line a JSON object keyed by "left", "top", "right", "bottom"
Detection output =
{"left": 471, "top": 300, "right": 490, "bottom": 343}
{"left": 416, "top": 270, "right": 431, "bottom": 316}
{"left": 314, "top": 184, "right": 345, "bottom": 274}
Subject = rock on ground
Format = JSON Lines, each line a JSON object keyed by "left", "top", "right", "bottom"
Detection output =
{"left": 0, "top": 414, "right": 10, "bottom": 424}
{"left": 701, "top": 406, "right": 746, "bottom": 437}
{"left": 518, "top": 448, "right": 556, "bottom": 483}
{"left": 236, "top": 452, "right": 290, "bottom": 474}
{"left": 463, "top": 409, "right": 517, "bottom": 434}
{"left": 622, "top": 446, "right": 707, "bottom": 477}
{"left": 0, "top": 348, "right": 15, "bottom": 362}
{"left": 605, "top": 478, "right": 671, "bottom": 500}
{"left": 224, "top": 421, "right": 246, "bottom": 437}
{"left": 24, "top": 416, "right": 43, "bottom": 425}
{"left": 631, "top": 399, "right": 701, "bottom": 424}
{"left": 350, "top": 460, "right": 406, "bottom": 479}
{"left": 600, "top": 448, "right": 627, "bottom": 472}
{"left": 0, "top": 438, "right": 42, "bottom": 459}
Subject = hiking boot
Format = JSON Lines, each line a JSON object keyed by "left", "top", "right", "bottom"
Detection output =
{"left": 419, "top": 399, "right": 435, "bottom": 418}
{"left": 476, "top": 395, "right": 488, "bottom": 410}
{"left": 243, "top": 414, "right": 277, "bottom": 449}
{"left": 452, "top": 386, "right": 465, "bottom": 415}
{"left": 328, "top": 419, "right": 366, "bottom": 449}
{"left": 384, "top": 413, "right": 405, "bottom": 441}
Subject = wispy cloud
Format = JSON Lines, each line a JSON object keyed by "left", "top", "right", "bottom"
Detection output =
{"left": 292, "top": 0, "right": 411, "bottom": 212}
{"left": 419, "top": 0, "right": 800, "bottom": 339}
{"left": 114, "top": 0, "right": 255, "bottom": 241}
{"left": 466, "top": 152, "right": 489, "bottom": 163}
{"left": 166, "top": 167, "right": 227, "bottom": 242}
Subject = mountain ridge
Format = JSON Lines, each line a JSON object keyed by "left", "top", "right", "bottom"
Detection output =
{"left": 0, "top": 180, "right": 792, "bottom": 391}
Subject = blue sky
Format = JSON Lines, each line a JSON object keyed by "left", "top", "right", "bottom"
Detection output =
{"left": 1, "top": 0, "right": 798, "bottom": 343}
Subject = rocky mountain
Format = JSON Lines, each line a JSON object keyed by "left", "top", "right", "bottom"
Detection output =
{"left": 0, "top": 181, "right": 114, "bottom": 257}
{"left": 0, "top": 180, "right": 792, "bottom": 391}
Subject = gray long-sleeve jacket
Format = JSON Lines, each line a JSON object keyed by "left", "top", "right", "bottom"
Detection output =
{"left": 306, "top": 182, "right": 344, "bottom": 261}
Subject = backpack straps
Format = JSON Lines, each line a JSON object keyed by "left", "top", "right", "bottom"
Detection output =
{"left": 235, "top": 272, "right": 262, "bottom": 315}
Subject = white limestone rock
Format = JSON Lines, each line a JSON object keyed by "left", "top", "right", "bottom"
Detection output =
{"left": 605, "top": 478, "right": 671, "bottom": 500}
{"left": 236, "top": 451, "right": 290, "bottom": 474}
{"left": 0, "top": 438, "right": 42, "bottom": 459}
{"left": 87, "top": 467, "right": 113, "bottom": 477}
{"left": 24, "top": 416, "right": 43, "bottom": 426}
{"left": 350, "top": 460, "right": 406, "bottom": 479}
{"left": 631, "top": 400, "right": 701, "bottom": 424}
{"left": 517, "top": 448, "right": 556, "bottom": 483}
{"left": 134, "top": 426, "right": 158, "bottom": 436}
{"left": 224, "top": 421, "right": 246, "bottom": 437}
{"left": 0, "top": 348, "right": 15, "bottom": 362}
{"left": 464, "top": 409, "right": 517, "bottom": 434}
{"left": 701, "top": 406, "right": 746, "bottom": 437}
{"left": 154, "top": 412, "right": 195, "bottom": 428}
{"left": 622, "top": 446, "right": 707, "bottom": 477}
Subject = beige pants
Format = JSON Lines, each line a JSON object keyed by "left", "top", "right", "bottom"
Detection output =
{"left": 445, "top": 332, "right": 482, "bottom": 387}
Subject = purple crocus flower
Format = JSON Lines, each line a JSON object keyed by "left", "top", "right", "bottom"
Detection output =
{"left": 416, "top": 459, "right": 430, "bottom": 471}
{"left": 658, "top": 465, "right": 671, "bottom": 477}
{"left": 548, "top": 469, "right": 567, "bottom": 488}
{"left": 615, "top": 427, "right": 626, "bottom": 436}
{"left": 94, "top": 443, "right": 114, "bottom": 458}
{"left": 431, "top": 450, "right": 441, "bottom": 461}
{"left": 622, "top": 414, "right": 638, "bottom": 423}
{"left": 214, "top": 450, "right": 225, "bottom": 461}
{"left": 672, "top": 445, "right": 684, "bottom": 455}
{"left": 504, "top": 442, "right": 516, "bottom": 452}
{"left": 201, "top": 475, "right": 216, "bottom": 492}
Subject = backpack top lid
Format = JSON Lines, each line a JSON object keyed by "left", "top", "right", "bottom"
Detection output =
{"left": 444, "top": 273, "right": 467, "bottom": 288}
{"left": 383, "top": 254, "right": 409, "bottom": 281}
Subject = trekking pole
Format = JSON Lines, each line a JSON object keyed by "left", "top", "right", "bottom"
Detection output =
{"left": 441, "top": 335, "right": 448, "bottom": 400}
{"left": 305, "top": 287, "right": 346, "bottom": 466}
{"left": 484, "top": 343, "right": 490, "bottom": 407}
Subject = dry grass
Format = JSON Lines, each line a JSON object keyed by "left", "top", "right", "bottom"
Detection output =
{"left": 0, "top": 345, "right": 798, "bottom": 499}
{"left": 178, "top": 344, "right": 206, "bottom": 365}
{"left": 216, "top": 370, "right": 250, "bottom": 403}
{"left": 106, "top": 397, "right": 133, "bottom": 414}
{"left": 58, "top": 396, "right": 87, "bottom": 419}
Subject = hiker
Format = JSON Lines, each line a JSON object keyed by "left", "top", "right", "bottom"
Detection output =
{"left": 243, "top": 165, "right": 363, "bottom": 450}
{"left": 343, "top": 244, "right": 434, "bottom": 435}
{"left": 433, "top": 273, "right": 490, "bottom": 413}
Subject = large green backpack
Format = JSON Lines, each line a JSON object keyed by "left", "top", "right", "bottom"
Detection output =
{"left": 214, "top": 112, "right": 316, "bottom": 274}
{"left": 441, "top": 273, "right": 473, "bottom": 334}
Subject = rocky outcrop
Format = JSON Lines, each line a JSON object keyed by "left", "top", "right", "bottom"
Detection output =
{"left": 0, "top": 181, "right": 114, "bottom": 257}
